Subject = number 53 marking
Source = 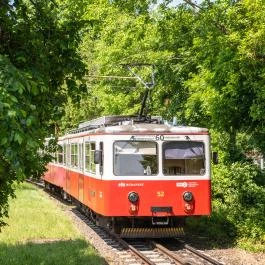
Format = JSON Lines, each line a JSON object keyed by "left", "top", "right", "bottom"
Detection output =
{"left": 157, "top": 191, "right": 165, "bottom": 197}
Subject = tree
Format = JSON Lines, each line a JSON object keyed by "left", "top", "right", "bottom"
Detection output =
{"left": 0, "top": 0, "right": 85, "bottom": 227}
{"left": 61, "top": 0, "right": 197, "bottom": 128}
{"left": 61, "top": 0, "right": 265, "bottom": 162}
{"left": 182, "top": 0, "right": 265, "bottom": 161}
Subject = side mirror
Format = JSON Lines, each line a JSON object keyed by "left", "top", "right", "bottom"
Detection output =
{"left": 94, "top": 150, "right": 102, "bottom": 165}
{"left": 212, "top": 151, "right": 218, "bottom": 164}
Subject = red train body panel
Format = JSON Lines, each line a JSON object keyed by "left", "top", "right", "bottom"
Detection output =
{"left": 44, "top": 164, "right": 211, "bottom": 216}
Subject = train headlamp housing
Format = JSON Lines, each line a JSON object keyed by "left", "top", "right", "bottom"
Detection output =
{"left": 183, "top": 191, "right": 193, "bottom": 202}
{"left": 128, "top": 192, "right": 139, "bottom": 203}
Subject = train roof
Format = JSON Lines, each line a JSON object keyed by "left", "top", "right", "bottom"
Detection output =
{"left": 94, "top": 123, "right": 208, "bottom": 134}
{"left": 61, "top": 116, "right": 208, "bottom": 139}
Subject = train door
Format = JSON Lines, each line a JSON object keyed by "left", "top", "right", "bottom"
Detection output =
{"left": 99, "top": 141, "right": 104, "bottom": 176}
{"left": 78, "top": 175, "right": 84, "bottom": 203}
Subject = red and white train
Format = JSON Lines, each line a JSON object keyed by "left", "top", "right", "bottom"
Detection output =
{"left": 43, "top": 115, "right": 211, "bottom": 238}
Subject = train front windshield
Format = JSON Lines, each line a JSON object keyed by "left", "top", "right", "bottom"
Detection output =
{"left": 163, "top": 141, "right": 205, "bottom": 175}
{"left": 114, "top": 141, "right": 158, "bottom": 176}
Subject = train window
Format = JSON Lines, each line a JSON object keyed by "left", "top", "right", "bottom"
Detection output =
{"left": 57, "top": 145, "right": 63, "bottom": 164}
{"left": 52, "top": 152, "right": 56, "bottom": 163}
{"left": 66, "top": 144, "right": 70, "bottom": 165}
{"left": 114, "top": 141, "right": 158, "bottom": 176}
{"left": 79, "top": 143, "right": 84, "bottom": 170}
{"left": 63, "top": 144, "right": 66, "bottom": 165}
{"left": 70, "top": 143, "right": 79, "bottom": 168}
{"left": 85, "top": 142, "right": 96, "bottom": 173}
{"left": 162, "top": 141, "right": 205, "bottom": 175}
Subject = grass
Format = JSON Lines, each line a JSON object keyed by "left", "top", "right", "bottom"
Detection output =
{"left": 0, "top": 182, "right": 105, "bottom": 265}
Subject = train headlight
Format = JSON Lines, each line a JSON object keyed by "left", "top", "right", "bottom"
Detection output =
{"left": 128, "top": 192, "right": 139, "bottom": 203}
{"left": 183, "top": 191, "right": 193, "bottom": 202}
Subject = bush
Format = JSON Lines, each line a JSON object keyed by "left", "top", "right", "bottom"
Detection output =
{"left": 186, "top": 203, "right": 236, "bottom": 246}
{"left": 186, "top": 162, "right": 265, "bottom": 250}
{"left": 213, "top": 162, "right": 265, "bottom": 240}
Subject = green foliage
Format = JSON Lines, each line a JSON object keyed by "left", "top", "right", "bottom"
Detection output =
{"left": 182, "top": 0, "right": 265, "bottom": 160}
{"left": 62, "top": 0, "right": 198, "bottom": 129}
{"left": 0, "top": 0, "right": 85, "bottom": 227}
{"left": 62, "top": 0, "right": 265, "bottom": 156}
{"left": 186, "top": 207, "right": 236, "bottom": 246}
{"left": 213, "top": 163, "right": 265, "bottom": 241}
{"left": 187, "top": 162, "right": 265, "bottom": 250}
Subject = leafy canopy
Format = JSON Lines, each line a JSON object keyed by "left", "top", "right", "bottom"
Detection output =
{"left": 0, "top": 0, "right": 85, "bottom": 227}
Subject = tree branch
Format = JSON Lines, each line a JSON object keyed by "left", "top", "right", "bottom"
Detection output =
{"left": 183, "top": 0, "right": 202, "bottom": 10}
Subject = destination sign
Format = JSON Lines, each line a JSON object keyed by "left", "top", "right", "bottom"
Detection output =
{"left": 129, "top": 135, "right": 182, "bottom": 141}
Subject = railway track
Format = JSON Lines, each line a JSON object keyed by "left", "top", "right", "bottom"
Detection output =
{"left": 149, "top": 239, "right": 225, "bottom": 265}
{"left": 67, "top": 204, "right": 225, "bottom": 265}
{"left": 27, "top": 179, "right": 224, "bottom": 265}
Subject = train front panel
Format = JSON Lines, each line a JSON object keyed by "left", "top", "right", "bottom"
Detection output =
{"left": 98, "top": 132, "right": 211, "bottom": 217}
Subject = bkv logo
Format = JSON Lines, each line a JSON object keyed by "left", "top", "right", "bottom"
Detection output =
{"left": 118, "top": 182, "right": 126, "bottom": 187}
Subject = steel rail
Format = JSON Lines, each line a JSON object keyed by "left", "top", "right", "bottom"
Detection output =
{"left": 150, "top": 240, "right": 192, "bottom": 265}
{"left": 106, "top": 231, "right": 156, "bottom": 265}
{"left": 184, "top": 244, "right": 224, "bottom": 265}
{"left": 176, "top": 239, "right": 224, "bottom": 265}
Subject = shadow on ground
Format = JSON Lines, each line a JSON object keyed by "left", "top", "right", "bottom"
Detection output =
{"left": 184, "top": 212, "right": 237, "bottom": 249}
{"left": 0, "top": 239, "right": 106, "bottom": 265}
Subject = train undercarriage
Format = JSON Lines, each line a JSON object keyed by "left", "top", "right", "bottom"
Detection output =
{"left": 44, "top": 181, "right": 185, "bottom": 238}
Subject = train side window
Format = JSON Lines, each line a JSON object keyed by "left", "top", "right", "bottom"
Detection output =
{"left": 71, "top": 143, "right": 79, "bottom": 168}
{"left": 66, "top": 144, "right": 70, "bottom": 166}
{"left": 85, "top": 143, "right": 90, "bottom": 171}
{"left": 85, "top": 142, "right": 96, "bottom": 174}
{"left": 57, "top": 145, "right": 63, "bottom": 164}
{"left": 162, "top": 141, "right": 205, "bottom": 176}
{"left": 79, "top": 143, "right": 83, "bottom": 170}
{"left": 63, "top": 144, "right": 66, "bottom": 165}
{"left": 52, "top": 152, "right": 56, "bottom": 163}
